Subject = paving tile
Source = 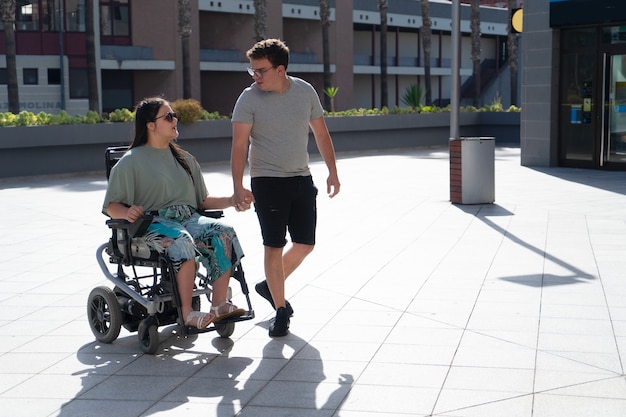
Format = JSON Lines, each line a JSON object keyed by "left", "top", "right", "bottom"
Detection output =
{"left": 434, "top": 393, "right": 534, "bottom": 417}
{"left": 533, "top": 393, "right": 626, "bottom": 417}
{"left": 52, "top": 399, "right": 154, "bottom": 417}
{"left": 340, "top": 384, "right": 440, "bottom": 414}
{"left": 78, "top": 375, "right": 187, "bottom": 401}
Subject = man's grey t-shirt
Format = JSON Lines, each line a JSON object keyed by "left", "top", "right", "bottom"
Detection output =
{"left": 231, "top": 76, "right": 325, "bottom": 178}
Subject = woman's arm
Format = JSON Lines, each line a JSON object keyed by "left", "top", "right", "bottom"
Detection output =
{"left": 199, "top": 195, "right": 237, "bottom": 211}
{"left": 106, "top": 202, "right": 144, "bottom": 222}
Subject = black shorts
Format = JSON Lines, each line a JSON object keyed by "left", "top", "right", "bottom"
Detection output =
{"left": 251, "top": 176, "right": 318, "bottom": 248}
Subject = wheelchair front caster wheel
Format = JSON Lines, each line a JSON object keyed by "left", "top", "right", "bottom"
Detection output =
{"left": 215, "top": 321, "right": 235, "bottom": 338}
{"left": 87, "top": 286, "right": 122, "bottom": 344}
{"left": 138, "top": 318, "right": 159, "bottom": 354}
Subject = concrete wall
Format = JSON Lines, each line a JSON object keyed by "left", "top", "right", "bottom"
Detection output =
{"left": 0, "top": 113, "right": 520, "bottom": 179}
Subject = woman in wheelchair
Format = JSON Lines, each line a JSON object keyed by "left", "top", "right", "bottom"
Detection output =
{"left": 103, "top": 97, "right": 251, "bottom": 329}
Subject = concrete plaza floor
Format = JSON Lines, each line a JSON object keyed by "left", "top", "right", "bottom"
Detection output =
{"left": 1, "top": 145, "right": 626, "bottom": 417}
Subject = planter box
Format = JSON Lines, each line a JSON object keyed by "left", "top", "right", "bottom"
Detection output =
{"left": 0, "top": 120, "right": 232, "bottom": 178}
{"left": 0, "top": 113, "right": 519, "bottom": 178}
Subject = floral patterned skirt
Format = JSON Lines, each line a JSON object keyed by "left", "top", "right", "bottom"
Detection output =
{"left": 144, "top": 205, "right": 244, "bottom": 283}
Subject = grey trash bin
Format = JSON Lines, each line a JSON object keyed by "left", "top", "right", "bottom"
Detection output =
{"left": 450, "top": 137, "right": 495, "bottom": 204}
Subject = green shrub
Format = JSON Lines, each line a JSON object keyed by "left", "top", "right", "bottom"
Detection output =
{"left": 483, "top": 95, "right": 503, "bottom": 112}
{"left": 0, "top": 112, "right": 16, "bottom": 126}
{"left": 401, "top": 84, "right": 425, "bottom": 109}
{"left": 171, "top": 98, "right": 204, "bottom": 123}
{"left": 36, "top": 112, "right": 52, "bottom": 125}
{"left": 0, "top": 98, "right": 520, "bottom": 127}
{"left": 107, "top": 108, "right": 134, "bottom": 123}
{"left": 48, "top": 110, "right": 76, "bottom": 125}
{"left": 15, "top": 111, "right": 38, "bottom": 126}
{"left": 324, "top": 86, "right": 339, "bottom": 113}
{"left": 83, "top": 110, "right": 103, "bottom": 124}
{"left": 200, "top": 110, "right": 228, "bottom": 120}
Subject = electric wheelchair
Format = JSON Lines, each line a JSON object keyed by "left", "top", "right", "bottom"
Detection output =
{"left": 89, "top": 146, "right": 254, "bottom": 354}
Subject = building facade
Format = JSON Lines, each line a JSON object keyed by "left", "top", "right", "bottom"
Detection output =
{"left": 522, "top": 0, "right": 626, "bottom": 170}
{"left": 1, "top": 0, "right": 511, "bottom": 117}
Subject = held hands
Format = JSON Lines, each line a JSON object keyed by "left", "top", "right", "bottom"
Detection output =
{"left": 232, "top": 189, "right": 254, "bottom": 212}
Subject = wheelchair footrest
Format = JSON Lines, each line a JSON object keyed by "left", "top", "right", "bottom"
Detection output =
{"left": 185, "top": 310, "right": 255, "bottom": 335}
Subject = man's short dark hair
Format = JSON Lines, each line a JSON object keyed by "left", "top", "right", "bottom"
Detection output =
{"left": 246, "top": 38, "right": 290, "bottom": 70}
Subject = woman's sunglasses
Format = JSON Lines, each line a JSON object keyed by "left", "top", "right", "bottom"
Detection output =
{"left": 153, "top": 112, "right": 177, "bottom": 122}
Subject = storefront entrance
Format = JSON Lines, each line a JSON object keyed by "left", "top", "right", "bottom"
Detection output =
{"left": 559, "top": 26, "right": 626, "bottom": 169}
{"left": 602, "top": 52, "right": 626, "bottom": 166}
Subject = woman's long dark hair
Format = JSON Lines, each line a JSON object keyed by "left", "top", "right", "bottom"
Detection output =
{"left": 130, "top": 97, "right": 194, "bottom": 182}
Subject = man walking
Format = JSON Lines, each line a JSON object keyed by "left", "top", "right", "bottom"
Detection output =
{"left": 231, "top": 39, "right": 340, "bottom": 337}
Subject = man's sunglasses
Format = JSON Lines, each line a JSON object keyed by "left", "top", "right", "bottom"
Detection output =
{"left": 153, "top": 112, "right": 177, "bottom": 122}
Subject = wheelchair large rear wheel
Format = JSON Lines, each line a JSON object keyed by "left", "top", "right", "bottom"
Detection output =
{"left": 87, "top": 286, "right": 123, "bottom": 344}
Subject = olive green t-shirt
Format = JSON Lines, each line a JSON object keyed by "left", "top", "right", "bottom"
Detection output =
{"left": 102, "top": 145, "right": 208, "bottom": 215}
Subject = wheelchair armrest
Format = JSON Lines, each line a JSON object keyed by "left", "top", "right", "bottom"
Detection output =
{"left": 106, "top": 214, "right": 154, "bottom": 238}
{"left": 202, "top": 210, "right": 224, "bottom": 219}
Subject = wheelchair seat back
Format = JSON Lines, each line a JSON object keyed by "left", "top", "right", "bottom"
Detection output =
{"left": 105, "top": 146, "right": 128, "bottom": 179}
{"left": 104, "top": 144, "right": 158, "bottom": 263}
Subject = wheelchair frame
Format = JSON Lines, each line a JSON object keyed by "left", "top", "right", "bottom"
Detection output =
{"left": 88, "top": 146, "right": 254, "bottom": 354}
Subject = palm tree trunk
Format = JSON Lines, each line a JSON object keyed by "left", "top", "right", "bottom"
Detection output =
{"left": 320, "top": 0, "right": 331, "bottom": 110}
{"left": 507, "top": 0, "right": 518, "bottom": 106}
{"left": 420, "top": 0, "right": 432, "bottom": 106}
{"left": 1, "top": 0, "right": 19, "bottom": 114}
{"left": 178, "top": 0, "right": 192, "bottom": 99}
{"left": 379, "top": 0, "right": 388, "bottom": 108}
{"left": 254, "top": 0, "right": 267, "bottom": 42}
{"left": 470, "top": 0, "right": 481, "bottom": 108}
{"left": 85, "top": 0, "right": 100, "bottom": 112}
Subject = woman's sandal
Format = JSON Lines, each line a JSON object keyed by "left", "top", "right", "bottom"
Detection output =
{"left": 184, "top": 310, "right": 215, "bottom": 329}
{"left": 211, "top": 301, "right": 245, "bottom": 322}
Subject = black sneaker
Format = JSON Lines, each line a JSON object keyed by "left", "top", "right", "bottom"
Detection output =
{"left": 255, "top": 280, "right": 294, "bottom": 316}
{"left": 269, "top": 307, "right": 290, "bottom": 337}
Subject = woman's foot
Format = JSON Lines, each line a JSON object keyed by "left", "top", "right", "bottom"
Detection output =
{"left": 212, "top": 301, "right": 245, "bottom": 322}
{"left": 184, "top": 310, "right": 215, "bottom": 329}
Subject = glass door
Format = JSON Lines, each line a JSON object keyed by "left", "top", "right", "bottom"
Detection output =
{"left": 602, "top": 53, "right": 626, "bottom": 166}
{"left": 559, "top": 28, "right": 597, "bottom": 167}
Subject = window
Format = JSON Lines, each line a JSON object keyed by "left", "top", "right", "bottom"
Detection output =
{"left": 0, "top": 69, "right": 8, "bottom": 85}
{"left": 48, "top": 68, "right": 61, "bottom": 85}
{"left": 16, "top": 1, "right": 40, "bottom": 31}
{"left": 66, "top": 0, "right": 86, "bottom": 32}
{"left": 69, "top": 68, "right": 88, "bottom": 98}
{"left": 23, "top": 68, "right": 39, "bottom": 85}
{"left": 41, "top": 0, "right": 85, "bottom": 32}
{"left": 42, "top": 0, "right": 61, "bottom": 31}
{"left": 100, "top": 0, "right": 130, "bottom": 39}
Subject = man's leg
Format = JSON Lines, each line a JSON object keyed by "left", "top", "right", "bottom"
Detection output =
{"left": 283, "top": 242, "right": 314, "bottom": 279}
{"left": 258, "top": 242, "right": 313, "bottom": 306}
{"left": 264, "top": 242, "right": 314, "bottom": 305}
{"left": 265, "top": 245, "right": 291, "bottom": 337}
{"left": 264, "top": 245, "right": 286, "bottom": 308}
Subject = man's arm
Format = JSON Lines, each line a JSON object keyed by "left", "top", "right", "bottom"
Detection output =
{"left": 309, "top": 116, "right": 340, "bottom": 198}
{"left": 231, "top": 121, "right": 255, "bottom": 206}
